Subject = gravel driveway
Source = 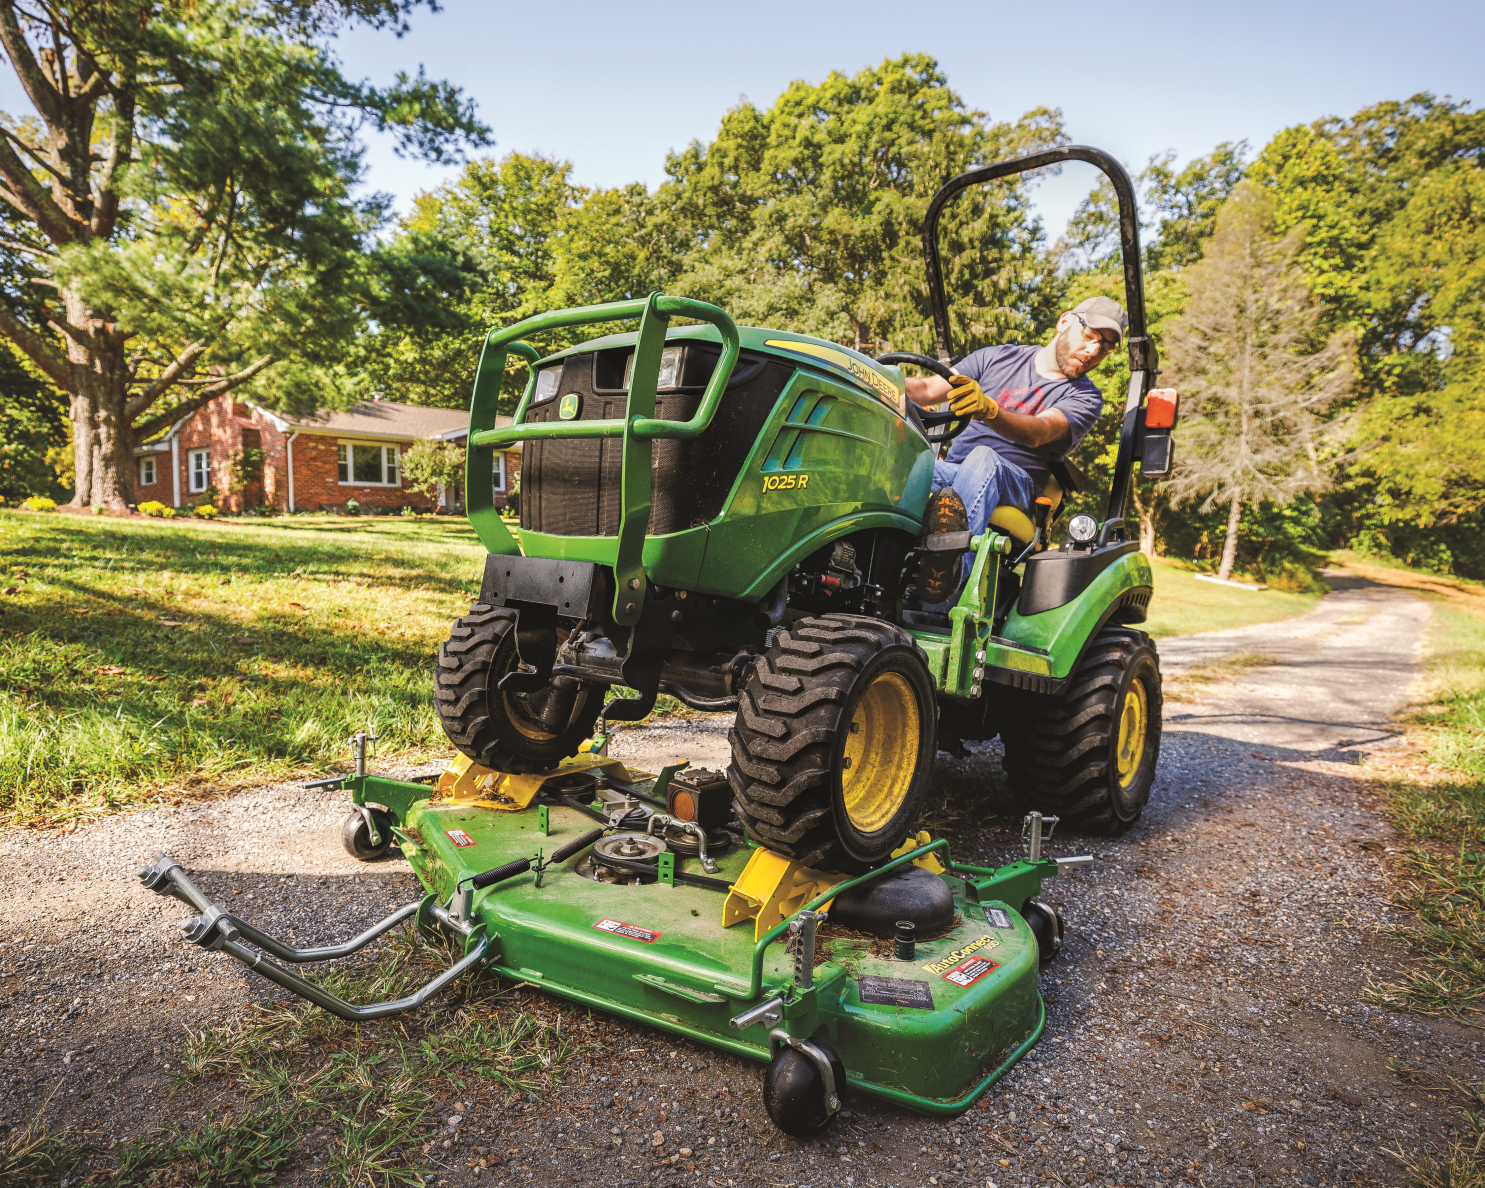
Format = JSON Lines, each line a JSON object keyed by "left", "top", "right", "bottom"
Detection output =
{"left": 1, "top": 573, "right": 1472, "bottom": 1187}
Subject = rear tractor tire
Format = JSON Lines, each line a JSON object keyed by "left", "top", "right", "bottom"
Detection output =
{"left": 1002, "top": 626, "right": 1162, "bottom": 835}
{"left": 729, "top": 614, "right": 937, "bottom": 873}
{"left": 434, "top": 604, "right": 602, "bottom": 774}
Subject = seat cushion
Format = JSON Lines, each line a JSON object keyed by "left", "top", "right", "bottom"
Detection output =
{"left": 989, "top": 505, "right": 1036, "bottom": 544}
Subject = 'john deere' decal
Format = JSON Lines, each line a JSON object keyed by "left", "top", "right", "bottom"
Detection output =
{"left": 921, "top": 933, "right": 1000, "bottom": 976}
{"left": 558, "top": 393, "right": 580, "bottom": 420}
{"left": 764, "top": 339, "right": 903, "bottom": 412}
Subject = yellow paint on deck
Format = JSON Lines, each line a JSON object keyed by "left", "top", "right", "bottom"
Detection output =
{"left": 435, "top": 752, "right": 643, "bottom": 812}
{"left": 722, "top": 848, "right": 840, "bottom": 941}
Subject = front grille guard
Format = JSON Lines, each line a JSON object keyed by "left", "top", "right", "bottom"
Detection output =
{"left": 464, "top": 292, "right": 741, "bottom": 629}
{"left": 138, "top": 853, "right": 486, "bottom": 1022}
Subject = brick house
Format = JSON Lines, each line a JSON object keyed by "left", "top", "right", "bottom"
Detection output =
{"left": 131, "top": 392, "right": 518, "bottom": 514}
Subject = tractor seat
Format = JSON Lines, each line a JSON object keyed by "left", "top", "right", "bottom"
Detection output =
{"left": 987, "top": 477, "right": 1063, "bottom": 546}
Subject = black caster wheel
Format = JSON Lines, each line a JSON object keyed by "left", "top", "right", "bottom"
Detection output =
{"left": 1022, "top": 899, "right": 1064, "bottom": 964}
{"left": 763, "top": 1040, "right": 846, "bottom": 1137}
{"left": 341, "top": 808, "right": 393, "bottom": 861}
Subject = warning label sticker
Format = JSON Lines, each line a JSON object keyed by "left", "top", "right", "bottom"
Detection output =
{"left": 983, "top": 907, "right": 1015, "bottom": 929}
{"left": 857, "top": 976, "right": 935, "bottom": 1010}
{"left": 593, "top": 918, "right": 662, "bottom": 944}
{"left": 942, "top": 955, "right": 999, "bottom": 988}
{"left": 444, "top": 829, "right": 476, "bottom": 847}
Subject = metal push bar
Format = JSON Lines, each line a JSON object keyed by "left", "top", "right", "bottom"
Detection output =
{"left": 920, "top": 145, "right": 1158, "bottom": 530}
{"left": 462, "top": 292, "right": 742, "bottom": 626}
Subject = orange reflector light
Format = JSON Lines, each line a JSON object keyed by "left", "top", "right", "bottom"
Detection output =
{"left": 1035, "top": 496, "right": 1053, "bottom": 506}
{"left": 1145, "top": 388, "right": 1178, "bottom": 429}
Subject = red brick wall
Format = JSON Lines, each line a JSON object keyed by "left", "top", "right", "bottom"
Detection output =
{"left": 286, "top": 434, "right": 432, "bottom": 513}
{"left": 132, "top": 450, "right": 170, "bottom": 503}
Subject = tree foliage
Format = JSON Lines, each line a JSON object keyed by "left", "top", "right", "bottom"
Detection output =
{"left": 0, "top": 0, "right": 488, "bottom": 507}
{"left": 1163, "top": 183, "right": 1355, "bottom": 579}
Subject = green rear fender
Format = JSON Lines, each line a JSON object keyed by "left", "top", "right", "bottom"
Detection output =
{"left": 998, "top": 551, "right": 1154, "bottom": 679}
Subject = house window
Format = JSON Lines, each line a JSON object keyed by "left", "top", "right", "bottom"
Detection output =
{"left": 188, "top": 449, "right": 210, "bottom": 493}
{"left": 337, "top": 442, "right": 402, "bottom": 486}
{"left": 493, "top": 453, "right": 507, "bottom": 492}
{"left": 138, "top": 456, "right": 157, "bottom": 486}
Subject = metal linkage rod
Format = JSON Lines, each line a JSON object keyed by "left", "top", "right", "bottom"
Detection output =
{"left": 138, "top": 852, "right": 483, "bottom": 1021}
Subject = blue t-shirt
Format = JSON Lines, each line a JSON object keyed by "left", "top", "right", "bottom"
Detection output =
{"left": 943, "top": 345, "right": 1104, "bottom": 486}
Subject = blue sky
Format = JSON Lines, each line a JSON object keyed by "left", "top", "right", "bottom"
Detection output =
{"left": 328, "top": 0, "right": 1483, "bottom": 241}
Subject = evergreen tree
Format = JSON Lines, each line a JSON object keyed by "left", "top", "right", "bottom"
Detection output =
{"left": 1164, "top": 183, "right": 1355, "bottom": 580}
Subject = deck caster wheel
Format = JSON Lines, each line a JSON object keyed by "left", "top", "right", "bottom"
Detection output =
{"left": 763, "top": 1036, "right": 845, "bottom": 1137}
{"left": 341, "top": 808, "right": 393, "bottom": 861}
{"left": 1022, "top": 899, "right": 1064, "bottom": 964}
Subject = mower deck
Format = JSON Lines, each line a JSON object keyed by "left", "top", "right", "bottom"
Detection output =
{"left": 140, "top": 758, "right": 1082, "bottom": 1122}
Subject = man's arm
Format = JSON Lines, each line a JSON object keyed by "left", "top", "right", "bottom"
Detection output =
{"left": 905, "top": 375, "right": 1070, "bottom": 450}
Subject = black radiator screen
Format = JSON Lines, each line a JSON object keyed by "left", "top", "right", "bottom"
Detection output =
{"left": 521, "top": 348, "right": 790, "bottom": 537}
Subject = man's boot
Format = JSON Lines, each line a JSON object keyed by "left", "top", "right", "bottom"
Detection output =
{"left": 918, "top": 488, "right": 968, "bottom": 604}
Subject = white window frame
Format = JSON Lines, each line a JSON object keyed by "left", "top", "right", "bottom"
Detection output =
{"left": 493, "top": 453, "right": 507, "bottom": 492}
{"left": 138, "top": 456, "right": 157, "bottom": 486}
{"left": 337, "top": 440, "right": 403, "bottom": 487}
{"left": 188, "top": 448, "right": 210, "bottom": 494}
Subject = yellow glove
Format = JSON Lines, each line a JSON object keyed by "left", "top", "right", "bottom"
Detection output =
{"left": 947, "top": 375, "right": 997, "bottom": 420}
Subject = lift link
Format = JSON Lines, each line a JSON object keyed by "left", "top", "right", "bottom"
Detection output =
{"left": 137, "top": 852, "right": 488, "bottom": 1022}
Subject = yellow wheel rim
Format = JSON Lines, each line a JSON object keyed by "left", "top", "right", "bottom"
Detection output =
{"left": 840, "top": 671, "right": 921, "bottom": 833}
{"left": 1116, "top": 678, "right": 1149, "bottom": 787}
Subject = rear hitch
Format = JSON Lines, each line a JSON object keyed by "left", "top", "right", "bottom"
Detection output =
{"left": 137, "top": 852, "right": 487, "bottom": 1021}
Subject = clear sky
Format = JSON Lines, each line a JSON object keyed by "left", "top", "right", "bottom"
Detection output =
{"left": 326, "top": 0, "right": 1483, "bottom": 240}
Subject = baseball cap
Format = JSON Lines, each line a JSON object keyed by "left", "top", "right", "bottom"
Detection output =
{"left": 1071, "top": 296, "right": 1128, "bottom": 343}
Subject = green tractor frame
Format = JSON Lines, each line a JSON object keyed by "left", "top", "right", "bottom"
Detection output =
{"left": 141, "top": 146, "right": 1177, "bottom": 1134}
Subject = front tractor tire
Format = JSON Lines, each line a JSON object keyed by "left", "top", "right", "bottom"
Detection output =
{"left": 729, "top": 615, "right": 938, "bottom": 873}
{"left": 1002, "top": 626, "right": 1162, "bottom": 835}
{"left": 434, "top": 604, "right": 601, "bottom": 774}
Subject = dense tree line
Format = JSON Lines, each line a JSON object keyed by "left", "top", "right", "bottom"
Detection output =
{"left": 0, "top": 35, "right": 1479, "bottom": 581}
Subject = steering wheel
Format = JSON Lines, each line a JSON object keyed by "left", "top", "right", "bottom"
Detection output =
{"left": 876, "top": 352, "right": 974, "bottom": 449}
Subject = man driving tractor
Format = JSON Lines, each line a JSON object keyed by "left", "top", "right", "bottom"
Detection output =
{"left": 907, "top": 295, "right": 1127, "bottom": 602}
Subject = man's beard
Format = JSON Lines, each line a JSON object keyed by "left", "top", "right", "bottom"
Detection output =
{"left": 1053, "top": 330, "right": 1092, "bottom": 378}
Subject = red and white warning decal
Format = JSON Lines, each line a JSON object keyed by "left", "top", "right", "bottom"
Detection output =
{"left": 942, "top": 954, "right": 999, "bottom": 988}
{"left": 593, "top": 918, "right": 662, "bottom": 943}
{"left": 444, "top": 829, "right": 476, "bottom": 847}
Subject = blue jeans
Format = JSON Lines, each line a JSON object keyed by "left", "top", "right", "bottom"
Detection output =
{"left": 926, "top": 446, "right": 1036, "bottom": 605}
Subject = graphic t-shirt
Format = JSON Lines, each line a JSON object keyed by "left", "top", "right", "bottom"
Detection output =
{"left": 943, "top": 345, "right": 1104, "bottom": 487}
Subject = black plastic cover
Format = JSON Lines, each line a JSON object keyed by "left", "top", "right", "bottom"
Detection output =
{"left": 479, "top": 554, "right": 605, "bottom": 619}
{"left": 1017, "top": 540, "right": 1140, "bottom": 616}
{"left": 828, "top": 865, "right": 955, "bottom": 939}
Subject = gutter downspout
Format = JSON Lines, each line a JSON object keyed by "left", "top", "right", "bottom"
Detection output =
{"left": 171, "top": 436, "right": 180, "bottom": 508}
{"left": 286, "top": 430, "right": 299, "bottom": 513}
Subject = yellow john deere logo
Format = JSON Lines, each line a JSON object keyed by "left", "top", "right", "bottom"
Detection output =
{"left": 921, "top": 933, "right": 1000, "bottom": 976}
{"left": 558, "top": 393, "right": 580, "bottom": 420}
{"left": 764, "top": 339, "right": 903, "bottom": 411}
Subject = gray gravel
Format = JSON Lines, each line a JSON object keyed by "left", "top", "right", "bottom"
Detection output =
{"left": 1, "top": 574, "right": 1474, "bottom": 1187}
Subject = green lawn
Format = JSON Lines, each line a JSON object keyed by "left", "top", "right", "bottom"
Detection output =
{"left": 0, "top": 512, "right": 1330, "bottom": 827}
{"left": 1141, "top": 556, "right": 1323, "bottom": 637}
{"left": 0, "top": 511, "right": 489, "bottom": 825}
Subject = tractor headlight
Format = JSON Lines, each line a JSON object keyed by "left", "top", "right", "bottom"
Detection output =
{"left": 623, "top": 347, "right": 685, "bottom": 391}
{"left": 1067, "top": 514, "right": 1098, "bottom": 544}
{"left": 533, "top": 366, "right": 562, "bottom": 403}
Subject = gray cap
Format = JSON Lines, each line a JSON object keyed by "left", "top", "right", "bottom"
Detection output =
{"left": 1071, "top": 296, "right": 1128, "bottom": 342}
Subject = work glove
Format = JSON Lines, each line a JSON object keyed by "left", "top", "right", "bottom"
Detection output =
{"left": 947, "top": 375, "right": 997, "bottom": 421}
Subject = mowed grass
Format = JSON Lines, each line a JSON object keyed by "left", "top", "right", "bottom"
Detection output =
{"left": 0, "top": 510, "right": 490, "bottom": 826}
{"left": 1141, "top": 555, "right": 1323, "bottom": 637}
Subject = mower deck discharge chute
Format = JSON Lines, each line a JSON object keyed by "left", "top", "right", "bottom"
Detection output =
{"left": 139, "top": 147, "right": 1175, "bottom": 1134}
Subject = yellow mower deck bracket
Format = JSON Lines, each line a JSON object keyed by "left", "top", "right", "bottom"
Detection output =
{"left": 722, "top": 847, "right": 841, "bottom": 942}
{"left": 435, "top": 752, "right": 646, "bottom": 811}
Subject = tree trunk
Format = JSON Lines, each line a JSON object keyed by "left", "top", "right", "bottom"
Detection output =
{"left": 1129, "top": 480, "right": 1158, "bottom": 557}
{"left": 62, "top": 290, "right": 133, "bottom": 510}
{"left": 1216, "top": 487, "right": 1242, "bottom": 581}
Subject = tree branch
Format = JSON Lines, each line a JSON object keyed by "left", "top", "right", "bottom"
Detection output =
{"left": 0, "top": 301, "right": 69, "bottom": 387}
{"left": 129, "top": 354, "right": 276, "bottom": 440}
{"left": 0, "top": 134, "right": 75, "bottom": 243}
{"left": 124, "top": 337, "right": 208, "bottom": 420}
{"left": 0, "top": 2, "right": 65, "bottom": 129}
{"left": 91, "top": 85, "right": 132, "bottom": 239}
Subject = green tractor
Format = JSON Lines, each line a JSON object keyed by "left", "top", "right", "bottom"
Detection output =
{"left": 437, "top": 144, "right": 1174, "bottom": 869}
{"left": 140, "top": 147, "right": 1179, "bottom": 1129}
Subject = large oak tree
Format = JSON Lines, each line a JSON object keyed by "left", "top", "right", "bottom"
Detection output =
{"left": 0, "top": 0, "right": 487, "bottom": 507}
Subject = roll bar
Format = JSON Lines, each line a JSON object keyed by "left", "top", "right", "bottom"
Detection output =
{"left": 920, "top": 145, "right": 1158, "bottom": 526}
